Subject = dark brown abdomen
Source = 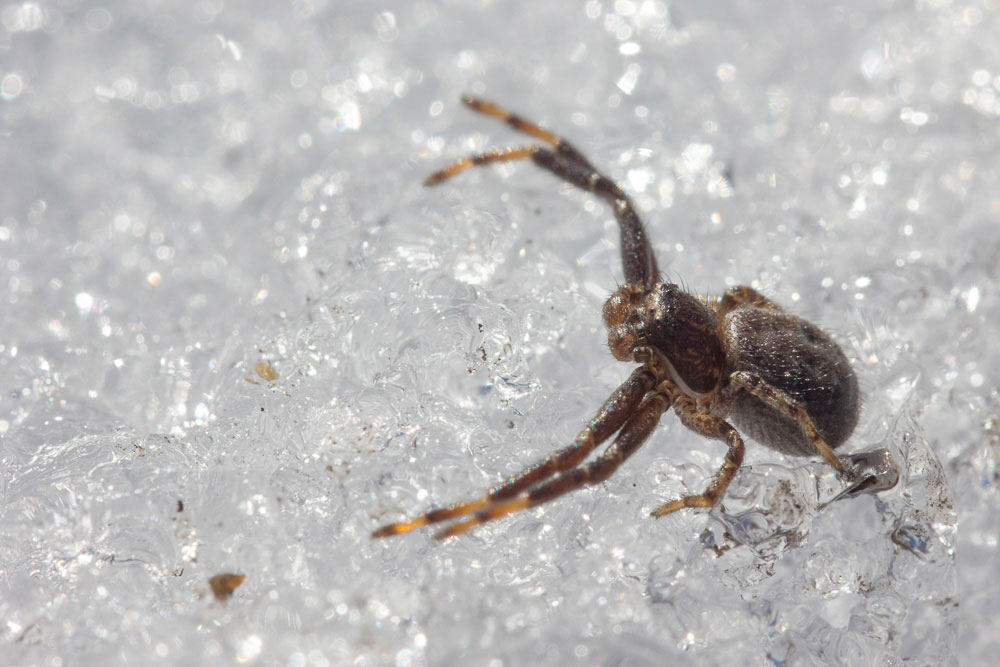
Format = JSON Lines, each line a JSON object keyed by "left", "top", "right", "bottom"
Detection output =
{"left": 722, "top": 307, "right": 860, "bottom": 456}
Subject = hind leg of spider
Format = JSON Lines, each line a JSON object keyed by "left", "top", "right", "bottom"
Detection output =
{"left": 650, "top": 397, "right": 746, "bottom": 517}
{"left": 372, "top": 357, "right": 667, "bottom": 538}
{"left": 436, "top": 383, "right": 678, "bottom": 539}
{"left": 728, "top": 371, "right": 845, "bottom": 473}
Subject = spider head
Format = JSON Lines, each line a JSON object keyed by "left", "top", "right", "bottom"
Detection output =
{"left": 603, "top": 282, "right": 725, "bottom": 395}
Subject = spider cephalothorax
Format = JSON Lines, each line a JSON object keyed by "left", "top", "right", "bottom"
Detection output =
{"left": 605, "top": 283, "right": 725, "bottom": 396}
{"left": 373, "top": 97, "right": 872, "bottom": 540}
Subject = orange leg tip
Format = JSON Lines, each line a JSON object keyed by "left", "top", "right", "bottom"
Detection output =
{"left": 371, "top": 524, "right": 401, "bottom": 538}
{"left": 423, "top": 171, "right": 447, "bottom": 187}
{"left": 651, "top": 496, "right": 714, "bottom": 517}
{"left": 650, "top": 504, "right": 677, "bottom": 518}
{"left": 372, "top": 517, "right": 428, "bottom": 538}
{"left": 650, "top": 501, "right": 681, "bottom": 517}
{"left": 462, "top": 96, "right": 492, "bottom": 112}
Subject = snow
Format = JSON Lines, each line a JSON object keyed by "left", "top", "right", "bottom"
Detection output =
{"left": 3, "top": 1, "right": 997, "bottom": 664}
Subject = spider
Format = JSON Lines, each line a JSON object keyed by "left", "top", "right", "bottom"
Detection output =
{"left": 373, "top": 96, "right": 865, "bottom": 541}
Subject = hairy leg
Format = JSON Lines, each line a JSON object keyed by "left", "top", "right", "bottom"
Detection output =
{"left": 372, "top": 357, "right": 667, "bottom": 538}
{"left": 423, "top": 146, "right": 541, "bottom": 186}
{"left": 728, "top": 371, "right": 845, "bottom": 472}
{"left": 423, "top": 96, "right": 659, "bottom": 288}
{"left": 436, "top": 383, "right": 678, "bottom": 539}
{"left": 650, "top": 396, "right": 746, "bottom": 517}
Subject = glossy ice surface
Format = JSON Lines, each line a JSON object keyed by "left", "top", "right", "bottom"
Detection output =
{"left": 2, "top": 1, "right": 995, "bottom": 664}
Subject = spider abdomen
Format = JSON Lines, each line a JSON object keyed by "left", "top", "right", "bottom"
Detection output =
{"left": 721, "top": 307, "right": 860, "bottom": 456}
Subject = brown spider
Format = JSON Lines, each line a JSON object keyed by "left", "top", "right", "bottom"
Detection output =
{"left": 374, "top": 96, "right": 864, "bottom": 540}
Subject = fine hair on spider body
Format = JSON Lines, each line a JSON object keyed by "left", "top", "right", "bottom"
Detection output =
{"left": 373, "top": 96, "right": 861, "bottom": 540}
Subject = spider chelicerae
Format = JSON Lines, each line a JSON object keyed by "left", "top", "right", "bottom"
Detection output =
{"left": 374, "top": 96, "right": 894, "bottom": 541}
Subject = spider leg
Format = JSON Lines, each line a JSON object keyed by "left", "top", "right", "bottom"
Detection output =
{"left": 460, "top": 96, "right": 564, "bottom": 147}
{"left": 713, "top": 285, "right": 785, "bottom": 316}
{"left": 650, "top": 396, "right": 746, "bottom": 517}
{"left": 425, "top": 97, "right": 659, "bottom": 289}
{"left": 372, "top": 358, "right": 666, "bottom": 538}
{"left": 436, "top": 382, "right": 679, "bottom": 539}
{"left": 459, "top": 96, "right": 610, "bottom": 179}
{"left": 728, "top": 371, "right": 846, "bottom": 473}
{"left": 423, "top": 146, "right": 541, "bottom": 186}
{"left": 458, "top": 97, "right": 609, "bottom": 178}
{"left": 529, "top": 148, "right": 658, "bottom": 289}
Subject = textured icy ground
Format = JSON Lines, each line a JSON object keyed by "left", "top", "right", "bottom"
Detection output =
{"left": 1, "top": 1, "right": 997, "bottom": 664}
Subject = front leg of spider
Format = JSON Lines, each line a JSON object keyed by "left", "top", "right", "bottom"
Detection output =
{"left": 372, "top": 97, "right": 863, "bottom": 540}
{"left": 435, "top": 379, "right": 680, "bottom": 540}
{"left": 372, "top": 348, "right": 671, "bottom": 538}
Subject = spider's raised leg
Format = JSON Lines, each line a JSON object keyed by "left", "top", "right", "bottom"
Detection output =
{"left": 424, "top": 96, "right": 659, "bottom": 289}
{"left": 372, "top": 355, "right": 666, "bottom": 538}
{"left": 459, "top": 96, "right": 565, "bottom": 148}
{"left": 436, "top": 382, "right": 679, "bottom": 539}
{"left": 423, "top": 146, "right": 542, "bottom": 186}
{"left": 530, "top": 148, "right": 657, "bottom": 289}
{"left": 728, "top": 371, "right": 846, "bottom": 473}
{"left": 650, "top": 397, "right": 746, "bottom": 517}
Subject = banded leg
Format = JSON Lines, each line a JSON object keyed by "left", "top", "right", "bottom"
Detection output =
{"left": 530, "top": 148, "right": 658, "bottom": 289}
{"left": 650, "top": 396, "right": 746, "bottom": 517}
{"left": 424, "top": 96, "right": 659, "bottom": 289}
{"left": 459, "top": 96, "right": 565, "bottom": 146}
{"left": 436, "top": 383, "right": 678, "bottom": 539}
{"left": 728, "top": 371, "right": 845, "bottom": 473}
{"left": 423, "top": 146, "right": 541, "bottom": 186}
{"left": 372, "top": 360, "right": 664, "bottom": 538}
